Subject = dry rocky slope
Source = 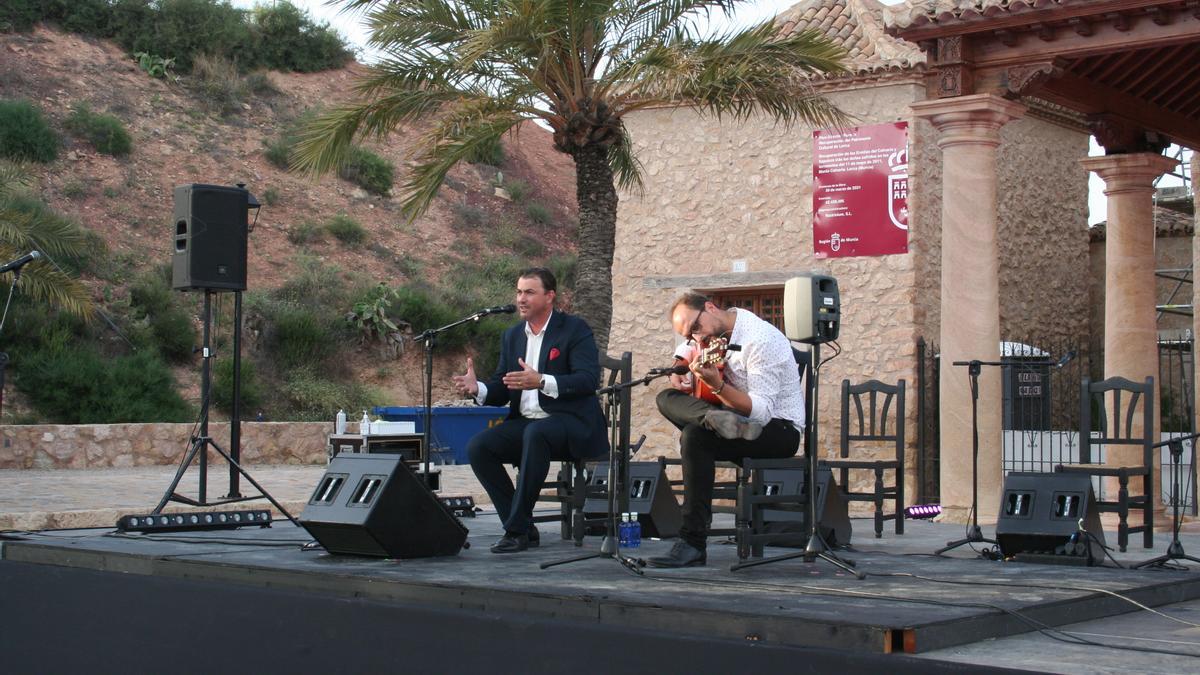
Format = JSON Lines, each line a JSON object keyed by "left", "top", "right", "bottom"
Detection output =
{"left": 0, "top": 25, "right": 579, "bottom": 410}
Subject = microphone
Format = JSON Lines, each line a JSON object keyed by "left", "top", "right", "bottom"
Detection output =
{"left": 649, "top": 365, "right": 690, "bottom": 376}
{"left": 1055, "top": 350, "right": 1076, "bottom": 368}
{"left": 0, "top": 251, "right": 40, "bottom": 275}
{"left": 476, "top": 304, "right": 516, "bottom": 316}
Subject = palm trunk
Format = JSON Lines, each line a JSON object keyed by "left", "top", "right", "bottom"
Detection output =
{"left": 570, "top": 144, "right": 617, "bottom": 354}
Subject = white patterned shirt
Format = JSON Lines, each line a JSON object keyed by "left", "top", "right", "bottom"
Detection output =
{"left": 697, "top": 308, "right": 806, "bottom": 427}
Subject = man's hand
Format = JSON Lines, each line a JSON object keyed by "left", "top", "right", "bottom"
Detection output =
{"left": 502, "top": 358, "right": 542, "bottom": 390}
{"left": 690, "top": 359, "right": 722, "bottom": 391}
{"left": 669, "top": 359, "right": 694, "bottom": 393}
{"left": 452, "top": 357, "right": 479, "bottom": 396}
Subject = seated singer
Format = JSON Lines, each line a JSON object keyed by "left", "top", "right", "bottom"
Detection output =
{"left": 453, "top": 268, "right": 608, "bottom": 554}
{"left": 648, "top": 292, "right": 806, "bottom": 568}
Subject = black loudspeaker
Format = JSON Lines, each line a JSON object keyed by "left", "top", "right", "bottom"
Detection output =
{"left": 996, "top": 472, "right": 1106, "bottom": 563}
{"left": 298, "top": 454, "right": 468, "bottom": 558}
{"left": 172, "top": 183, "right": 249, "bottom": 291}
{"left": 583, "top": 462, "right": 681, "bottom": 538}
{"left": 754, "top": 467, "right": 852, "bottom": 547}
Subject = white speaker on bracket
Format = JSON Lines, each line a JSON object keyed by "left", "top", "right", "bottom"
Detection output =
{"left": 784, "top": 275, "right": 840, "bottom": 344}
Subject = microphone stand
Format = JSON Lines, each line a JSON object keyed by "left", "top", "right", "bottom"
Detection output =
{"left": 540, "top": 368, "right": 671, "bottom": 573}
{"left": 937, "top": 360, "right": 1001, "bottom": 556}
{"left": 1133, "top": 433, "right": 1200, "bottom": 569}
{"left": 0, "top": 267, "right": 23, "bottom": 422}
{"left": 414, "top": 308, "right": 504, "bottom": 488}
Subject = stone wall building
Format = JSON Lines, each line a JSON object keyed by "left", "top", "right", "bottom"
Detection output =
{"left": 608, "top": 0, "right": 1091, "bottom": 510}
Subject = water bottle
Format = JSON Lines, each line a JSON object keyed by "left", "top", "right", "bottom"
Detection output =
{"left": 360, "top": 410, "right": 371, "bottom": 436}
{"left": 629, "top": 511, "right": 642, "bottom": 548}
{"left": 618, "top": 513, "right": 631, "bottom": 548}
{"left": 335, "top": 409, "right": 347, "bottom": 435}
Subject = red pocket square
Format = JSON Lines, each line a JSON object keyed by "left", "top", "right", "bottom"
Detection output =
{"left": 549, "top": 348, "right": 561, "bottom": 361}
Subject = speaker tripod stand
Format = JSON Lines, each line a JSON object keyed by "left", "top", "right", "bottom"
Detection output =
{"left": 1134, "top": 434, "right": 1200, "bottom": 569}
{"left": 730, "top": 342, "right": 863, "bottom": 578}
{"left": 153, "top": 290, "right": 294, "bottom": 522}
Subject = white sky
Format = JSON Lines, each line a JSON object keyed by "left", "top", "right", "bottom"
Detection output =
{"left": 241, "top": 0, "right": 1200, "bottom": 226}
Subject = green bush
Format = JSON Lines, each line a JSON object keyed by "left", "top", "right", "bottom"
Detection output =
{"left": 287, "top": 219, "right": 323, "bottom": 245}
{"left": 467, "top": 137, "right": 505, "bottom": 166}
{"left": 128, "top": 272, "right": 196, "bottom": 362}
{"left": 326, "top": 214, "right": 367, "bottom": 245}
{"left": 16, "top": 345, "right": 190, "bottom": 423}
{"left": 1, "top": 0, "right": 43, "bottom": 32}
{"left": 262, "top": 187, "right": 280, "bottom": 205}
{"left": 212, "top": 356, "right": 263, "bottom": 414}
{"left": 279, "top": 368, "right": 381, "bottom": 421}
{"left": 251, "top": 2, "right": 352, "bottom": 73}
{"left": 189, "top": 53, "right": 246, "bottom": 115}
{"left": 263, "top": 137, "right": 292, "bottom": 169}
{"left": 149, "top": 0, "right": 256, "bottom": 71}
{"left": 65, "top": 103, "right": 133, "bottom": 157}
{"left": 339, "top": 146, "right": 394, "bottom": 196}
{"left": 487, "top": 221, "right": 546, "bottom": 258}
{"left": 504, "top": 179, "right": 529, "bottom": 202}
{"left": 271, "top": 305, "right": 340, "bottom": 368}
{"left": 526, "top": 202, "right": 552, "bottom": 225}
{"left": 0, "top": 99, "right": 59, "bottom": 162}
{"left": 451, "top": 202, "right": 489, "bottom": 230}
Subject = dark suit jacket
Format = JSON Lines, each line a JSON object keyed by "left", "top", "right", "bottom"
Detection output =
{"left": 481, "top": 311, "right": 609, "bottom": 459}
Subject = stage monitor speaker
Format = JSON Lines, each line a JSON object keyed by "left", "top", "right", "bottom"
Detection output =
{"left": 172, "top": 183, "right": 249, "bottom": 291}
{"left": 995, "top": 472, "right": 1106, "bottom": 562}
{"left": 754, "top": 466, "right": 852, "bottom": 547}
{"left": 298, "top": 454, "right": 467, "bottom": 558}
{"left": 583, "top": 461, "right": 681, "bottom": 538}
{"left": 783, "top": 275, "right": 840, "bottom": 344}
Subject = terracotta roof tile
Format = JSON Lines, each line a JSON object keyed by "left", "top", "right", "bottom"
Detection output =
{"left": 883, "top": 0, "right": 1099, "bottom": 32}
{"left": 775, "top": 0, "right": 927, "bottom": 74}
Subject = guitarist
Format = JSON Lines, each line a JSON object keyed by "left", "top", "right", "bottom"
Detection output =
{"left": 649, "top": 292, "right": 806, "bottom": 568}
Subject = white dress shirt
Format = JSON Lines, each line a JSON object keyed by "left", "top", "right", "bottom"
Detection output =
{"left": 476, "top": 311, "right": 558, "bottom": 418}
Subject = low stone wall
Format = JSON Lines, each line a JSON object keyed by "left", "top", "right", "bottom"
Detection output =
{"left": 0, "top": 422, "right": 330, "bottom": 470}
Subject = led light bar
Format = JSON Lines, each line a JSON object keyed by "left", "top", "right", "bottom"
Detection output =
{"left": 438, "top": 495, "right": 476, "bottom": 518}
{"left": 904, "top": 504, "right": 943, "bottom": 520}
{"left": 116, "top": 509, "right": 273, "bottom": 533}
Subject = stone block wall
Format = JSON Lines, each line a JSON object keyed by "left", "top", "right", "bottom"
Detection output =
{"left": 0, "top": 422, "right": 329, "bottom": 470}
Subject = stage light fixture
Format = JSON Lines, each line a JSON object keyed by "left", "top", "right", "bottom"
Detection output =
{"left": 438, "top": 495, "right": 477, "bottom": 518}
{"left": 905, "top": 504, "right": 942, "bottom": 520}
{"left": 117, "top": 509, "right": 272, "bottom": 533}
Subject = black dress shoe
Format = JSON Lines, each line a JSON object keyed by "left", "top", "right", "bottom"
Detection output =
{"left": 490, "top": 532, "right": 529, "bottom": 554}
{"left": 645, "top": 541, "right": 706, "bottom": 568}
{"left": 527, "top": 526, "right": 540, "bottom": 548}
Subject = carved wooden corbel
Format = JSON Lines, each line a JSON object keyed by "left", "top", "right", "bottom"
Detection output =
{"left": 1003, "top": 62, "right": 1059, "bottom": 99}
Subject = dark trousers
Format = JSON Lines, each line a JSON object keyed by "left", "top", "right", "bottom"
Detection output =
{"left": 467, "top": 415, "right": 586, "bottom": 535}
{"left": 656, "top": 389, "right": 801, "bottom": 549}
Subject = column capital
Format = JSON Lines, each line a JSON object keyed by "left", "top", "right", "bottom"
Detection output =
{"left": 1080, "top": 153, "right": 1179, "bottom": 196}
{"left": 910, "top": 94, "right": 1026, "bottom": 149}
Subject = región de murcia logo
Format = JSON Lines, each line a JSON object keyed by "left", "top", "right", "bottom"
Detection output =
{"left": 888, "top": 148, "right": 909, "bottom": 231}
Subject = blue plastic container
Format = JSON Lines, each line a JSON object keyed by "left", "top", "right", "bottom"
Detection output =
{"left": 373, "top": 406, "right": 508, "bottom": 464}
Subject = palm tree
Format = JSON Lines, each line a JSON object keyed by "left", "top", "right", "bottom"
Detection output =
{"left": 0, "top": 161, "right": 93, "bottom": 318}
{"left": 293, "top": 0, "right": 848, "bottom": 350}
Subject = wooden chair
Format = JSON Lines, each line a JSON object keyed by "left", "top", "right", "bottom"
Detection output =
{"left": 1055, "top": 376, "right": 1155, "bottom": 552}
{"left": 822, "top": 379, "right": 906, "bottom": 538}
{"left": 533, "top": 351, "right": 633, "bottom": 544}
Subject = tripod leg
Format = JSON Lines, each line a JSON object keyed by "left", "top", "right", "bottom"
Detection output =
{"left": 152, "top": 438, "right": 205, "bottom": 513}
{"left": 207, "top": 441, "right": 298, "bottom": 525}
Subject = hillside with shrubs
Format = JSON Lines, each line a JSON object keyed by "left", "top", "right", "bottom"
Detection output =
{"left": 0, "top": 1, "right": 580, "bottom": 425}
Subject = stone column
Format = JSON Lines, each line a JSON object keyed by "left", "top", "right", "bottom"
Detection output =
{"left": 911, "top": 94, "right": 1025, "bottom": 524}
{"left": 1082, "top": 152, "right": 1176, "bottom": 506}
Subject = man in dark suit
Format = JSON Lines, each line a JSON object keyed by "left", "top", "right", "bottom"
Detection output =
{"left": 454, "top": 268, "right": 608, "bottom": 553}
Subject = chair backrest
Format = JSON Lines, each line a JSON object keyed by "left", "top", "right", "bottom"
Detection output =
{"left": 1079, "top": 376, "right": 1154, "bottom": 465}
{"left": 839, "top": 379, "right": 905, "bottom": 462}
{"left": 599, "top": 351, "right": 633, "bottom": 456}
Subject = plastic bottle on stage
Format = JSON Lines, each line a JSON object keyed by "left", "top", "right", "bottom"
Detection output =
{"left": 335, "top": 409, "right": 347, "bottom": 435}
{"left": 629, "top": 512, "right": 642, "bottom": 548}
{"left": 619, "top": 513, "right": 631, "bottom": 547}
{"left": 359, "top": 410, "right": 371, "bottom": 436}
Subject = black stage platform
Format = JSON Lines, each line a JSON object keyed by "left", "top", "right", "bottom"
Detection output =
{"left": 3, "top": 514, "right": 1198, "bottom": 673}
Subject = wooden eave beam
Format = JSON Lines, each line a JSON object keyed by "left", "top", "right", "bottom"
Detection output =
{"left": 965, "top": 13, "right": 1200, "bottom": 67}
{"left": 1037, "top": 72, "right": 1200, "bottom": 147}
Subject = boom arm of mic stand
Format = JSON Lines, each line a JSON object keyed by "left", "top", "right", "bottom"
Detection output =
{"left": 415, "top": 311, "right": 492, "bottom": 481}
